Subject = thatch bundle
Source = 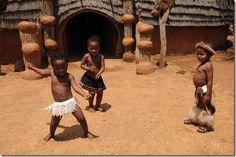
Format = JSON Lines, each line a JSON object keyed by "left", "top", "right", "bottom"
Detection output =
{"left": 22, "top": 43, "right": 40, "bottom": 56}
{"left": 18, "top": 21, "right": 38, "bottom": 34}
{"left": 40, "top": 15, "right": 56, "bottom": 26}
{"left": 137, "top": 22, "right": 154, "bottom": 34}
{"left": 44, "top": 39, "right": 57, "bottom": 50}
{"left": 122, "top": 36, "right": 134, "bottom": 47}
{"left": 136, "top": 62, "right": 156, "bottom": 75}
{"left": 121, "top": 14, "right": 134, "bottom": 23}
{"left": 137, "top": 41, "right": 153, "bottom": 51}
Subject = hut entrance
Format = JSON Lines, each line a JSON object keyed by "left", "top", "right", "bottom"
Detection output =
{"left": 63, "top": 12, "right": 120, "bottom": 59}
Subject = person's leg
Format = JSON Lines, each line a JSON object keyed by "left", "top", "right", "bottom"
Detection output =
{"left": 95, "top": 91, "right": 104, "bottom": 111}
{"left": 73, "top": 105, "right": 95, "bottom": 139}
{"left": 44, "top": 115, "right": 62, "bottom": 141}
{"left": 88, "top": 91, "right": 95, "bottom": 112}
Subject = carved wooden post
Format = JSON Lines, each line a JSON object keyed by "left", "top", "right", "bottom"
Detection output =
{"left": 136, "top": 22, "right": 156, "bottom": 75}
{"left": 151, "top": 0, "right": 173, "bottom": 68}
{"left": 135, "top": 22, "right": 140, "bottom": 64}
{"left": 137, "top": 22, "right": 154, "bottom": 62}
{"left": 40, "top": 0, "right": 57, "bottom": 64}
{"left": 18, "top": 21, "right": 43, "bottom": 79}
{"left": 18, "top": 21, "right": 41, "bottom": 68}
{"left": 159, "top": 9, "right": 170, "bottom": 68}
{"left": 121, "top": 0, "right": 134, "bottom": 62}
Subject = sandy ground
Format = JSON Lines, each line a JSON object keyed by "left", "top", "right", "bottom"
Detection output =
{"left": 0, "top": 51, "right": 234, "bottom": 155}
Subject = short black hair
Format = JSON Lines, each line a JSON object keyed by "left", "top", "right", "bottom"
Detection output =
{"left": 87, "top": 35, "right": 101, "bottom": 45}
{"left": 50, "top": 52, "right": 68, "bottom": 66}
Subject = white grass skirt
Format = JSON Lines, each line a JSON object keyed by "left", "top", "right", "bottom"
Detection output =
{"left": 189, "top": 105, "right": 214, "bottom": 127}
{"left": 44, "top": 97, "right": 79, "bottom": 116}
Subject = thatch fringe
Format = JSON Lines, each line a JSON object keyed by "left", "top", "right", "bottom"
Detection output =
{"left": 0, "top": 0, "right": 234, "bottom": 28}
{"left": 5, "top": 0, "right": 42, "bottom": 12}
{"left": 134, "top": 0, "right": 234, "bottom": 26}
{"left": 55, "top": 0, "right": 123, "bottom": 24}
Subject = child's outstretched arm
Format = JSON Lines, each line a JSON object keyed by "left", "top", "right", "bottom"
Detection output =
{"left": 28, "top": 64, "right": 51, "bottom": 77}
{"left": 70, "top": 74, "right": 91, "bottom": 100}
{"left": 95, "top": 55, "right": 105, "bottom": 79}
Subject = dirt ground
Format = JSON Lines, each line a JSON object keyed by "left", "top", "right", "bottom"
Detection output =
{"left": 0, "top": 51, "right": 234, "bottom": 155}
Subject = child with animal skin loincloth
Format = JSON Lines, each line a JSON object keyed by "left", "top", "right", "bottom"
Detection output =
{"left": 184, "top": 41, "right": 216, "bottom": 133}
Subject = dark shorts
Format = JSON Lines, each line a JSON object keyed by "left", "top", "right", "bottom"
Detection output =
{"left": 80, "top": 72, "right": 106, "bottom": 92}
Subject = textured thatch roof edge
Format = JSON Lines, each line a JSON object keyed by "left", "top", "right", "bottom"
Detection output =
{"left": 0, "top": 0, "right": 234, "bottom": 28}
{"left": 134, "top": 0, "right": 234, "bottom": 26}
{"left": 55, "top": 0, "right": 123, "bottom": 25}
{"left": 56, "top": 7, "right": 122, "bottom": 26}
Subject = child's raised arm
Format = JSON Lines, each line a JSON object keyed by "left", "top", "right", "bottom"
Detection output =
{"left": 80, "top": 54, "right": 93, "bottom": 72}
{"left": 70, "top": 74, "right": 91, "bottom": 100}
{"left": 28, "top": 64, "right": 51, "bottom": 77}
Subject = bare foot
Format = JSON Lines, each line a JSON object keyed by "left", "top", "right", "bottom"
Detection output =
{"left": 88, "top": 107, "right": 96, "bottom": 113}
{"left": 86, "top": 106, "right": 96, "bottom": 113}
{"left": 86, "top": 132, "right": 96, "bottom": 139}
{"left": 43, "top": 134, "right": 54, "bottom": 142}
{"left": 95, "top": 106, "right": 104, "bottom": 112}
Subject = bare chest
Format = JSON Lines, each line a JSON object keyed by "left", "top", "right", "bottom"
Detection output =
{"left": 51, "top": 75, "right": 70, "bottom": 87}
{"left": 86, "top": 55, "right": 101, "bottom": 68}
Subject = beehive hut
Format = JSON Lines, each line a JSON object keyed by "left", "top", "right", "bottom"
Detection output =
{"left": 136, "top": 0, "right": 234, "bottom": 54}
{"left": 0, "top": 0, "right": 234, "bottom": 72}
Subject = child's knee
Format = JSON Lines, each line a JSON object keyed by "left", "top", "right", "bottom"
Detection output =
{"left": 97, "top": 91, "right": 103, "bottom": 96}
{"left": 78, "top": 115, "right": 86, "bottom": 122}
{"left": 89, "top": 91, "right": 95, "bottom": 96}
{"left": 51, "top": 117, "right": 60, "bottom": 126}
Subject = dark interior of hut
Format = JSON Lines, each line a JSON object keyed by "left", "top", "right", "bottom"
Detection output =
{"left": 64, "top": 12, "right": 119, "bottom": 60}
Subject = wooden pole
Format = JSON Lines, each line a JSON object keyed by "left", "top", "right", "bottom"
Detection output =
{"left": 18, "top": 22, "right": 41, "bottom": 69}
{"left": 135, "top": 23, "right": 140, "bottom": 64}
{"left": 159, "top": 9, "right": 170, "bottom": 68}
{"left": 122, "top": 0, "right": 135, "bottom": 62}
{"left": 40, "top": 0, "right": 56, "bottom": 64}
{"left": 123, "top": 0, "right": 133, "bottom": 36}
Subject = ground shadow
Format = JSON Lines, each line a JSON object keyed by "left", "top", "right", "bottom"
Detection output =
{"left": 46, "top": 123, "right": 98, "bottom": 141}
{"left": 85, "top": 102, "right": 112, "bottom": 112}
{"left": 100, "top": 103, "right": 112, "bottom": 112}
{"left": 54, "top": 124, "right": 84, "bottom": 141}
{"left": 0, "top": 72, "right": 6, "bottom": 76}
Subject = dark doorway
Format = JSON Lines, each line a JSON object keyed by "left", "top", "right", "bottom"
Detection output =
{"left": 64, "top": 12, "right": 119, "bottom": 59}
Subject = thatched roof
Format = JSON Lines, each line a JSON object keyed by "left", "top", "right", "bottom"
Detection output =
{"left": 55, "top": 0, "right": 123, "bottom": 25}
{"left": 134, "top": 0, "right": 234, "bottom": 26}
{"left": 0, "top": 0, "right": 234, "bottom": 29}
{"left": 0, "top": 0, "right": 8, "bottom": 11}
{"left": 0, "top": 0, "right": 41, "bottom": 29}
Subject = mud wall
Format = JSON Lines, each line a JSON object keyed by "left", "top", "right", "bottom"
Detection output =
{"left": 152, "top": 26, "right": 229, "bottom": 55}
{"left": 0, "top": 29, "right": 23, "bottom": 64}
